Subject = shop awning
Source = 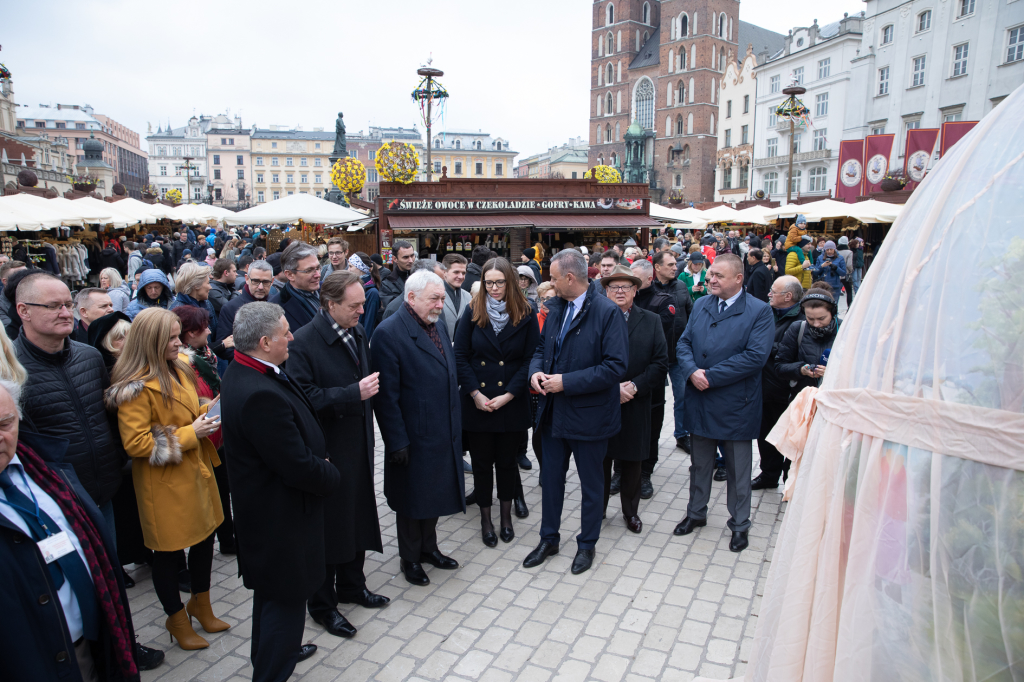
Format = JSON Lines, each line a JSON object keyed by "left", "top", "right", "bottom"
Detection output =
{"left": 388, "top": 213, "right": 661, "bottom": 232}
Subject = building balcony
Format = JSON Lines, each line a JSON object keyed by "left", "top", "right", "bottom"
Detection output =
{"left": 753, "top": 149, "right": 832, "bottom": 168}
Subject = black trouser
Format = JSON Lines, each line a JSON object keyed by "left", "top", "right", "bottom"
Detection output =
{"left": 757, "top": 395, "right": 792, "bottom": 484}
{"left": 152, "top": 533, "right": 215, "bottom": 615}
{"left": 395, "top": 514, "right": 438, "bottom": 562}
{"left": 214, "top": 452, "right": 235, "bottom": 546}
{"left": 307, "top": 553, "right": 367, "bottom": 619}
{"left": 251, "top": 591, "right": 306, "bottom": 682}
{"left": 603, "top": 457, "right": 642, "bottom": 518}
{"left": 530, "top": 395, "right": 543, "bottom": 470}
{"left": 845, "top": 278, "right": 854, "bottom": 307}
{"left": 468, "top": 431, "right": 520, "bottom": 507}
{"left": 641, "top": 401, "right": 666, "bottom": 477}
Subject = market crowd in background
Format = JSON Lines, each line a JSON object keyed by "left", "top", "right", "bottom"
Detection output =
{"left": 0, "top": 219, "right": 852, "bottom": 682}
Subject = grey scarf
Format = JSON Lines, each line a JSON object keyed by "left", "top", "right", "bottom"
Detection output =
{"left": 486, "top": 296, "right": 509, "bottom": 335}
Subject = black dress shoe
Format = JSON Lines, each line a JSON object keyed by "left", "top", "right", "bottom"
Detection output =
{"left": 750, "top": 474, "right": 780, "bottom": 490}
{"left": 499, "top": 526, "right": 514, "bottom": 543}
{"left": 625, "top": 515, "right": 643, "bottom": 534}
{"left": 465, "top": 489, "right": 477, "bottom": 506}
{"left": 420, "top": 550, "right": 458, "bottom": 569}
{"left": 517, "top": 453, "right": 533, "bottom": 470}
{"left": 135, "top": 643, "right": 164, "bottom": 671}
{"left": 608, "top": 472, "right": 621, "bottom": 495}
{"left": 339, "top": 589, "right": 390, "bottom": 609}
{"left": 313, "top": 611, "right": 357, "bottom": 638}
{"left": 400, "top": 559, "right": 429, "bottom": 586}
{"left": 298, "top": 644, "right": 317, "bottom": 662}
{"left": 673, "top": 517, "right": 707, "bottom": 536}
{"left": 714, "top": 467, "right": 728, "bottom": 482}
{"left": 639, "top": 474, "right": 654, "bottom": 500}
{"left": 514, "top": 494, "right": 529, "bottom": 519}
{"left": 522, "top": 541, "right": 558, "bottom": 568}
{"left": 729, "top": 530, "right": 749, "bottom": 552}
{"left": 482, "top": 529, "right": 498, "bottom": 547}
{"left": 675, "top": 435, "right": 692, "bottom": 453}
{"left": 571, "top": 549, "right": 595, "bottom": 575}
{"left": 122, "top": 568, "right": 135, "bottom": 589}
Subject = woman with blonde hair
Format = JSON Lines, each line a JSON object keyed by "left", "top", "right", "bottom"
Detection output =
{"left": 170, "top": 261, "right": 219, "bottom": 340}
{"left": 99, "top": 267, "right": 132, "bottom": 313}
{"left": 0, "top": 321, "right": 27, "bottom": 385}
{"left": 106, "top": 307, "right": 228, "bottom": 650}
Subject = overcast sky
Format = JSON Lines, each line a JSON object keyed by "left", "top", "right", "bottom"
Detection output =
{"left": 4, "top": 0, "right": 863, "bottom": 159}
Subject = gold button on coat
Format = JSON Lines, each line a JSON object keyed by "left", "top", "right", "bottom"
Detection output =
{"left": 480, "top": 382, "right": 486, "bottom": 387}
{"left": 497, "top": 382, "right": 503, "bottom": 387}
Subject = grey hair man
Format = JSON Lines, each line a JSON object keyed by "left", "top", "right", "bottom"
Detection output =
{"left": 72, "top": 287, "right": 113, "bottom": 343}
{"left": 217, "top": 260, "right": 277, "bottom": 358}
{"left": 524, "top": 247, "right": 629, "bottom": 575}
{"left": 271, "top": 241, "right": 322, "bottom": 331}
{"left": 370, "top": 268, "right": 464, "bottom": 586}
{"left": 220, "top": 300, "right": 340, "bottom": 681}
{"left": 381, "top": 259, "right": 447, "bottom": 323}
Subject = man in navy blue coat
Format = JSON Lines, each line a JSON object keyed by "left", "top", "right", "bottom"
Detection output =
{"left": 674, "top": 253, "right": 774, "bottom": 552}
{"left": 525, "top": 249, "right": 628, "bottom": 575}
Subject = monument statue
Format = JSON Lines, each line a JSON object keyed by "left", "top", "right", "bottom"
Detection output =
{"left": 333, "top": 112, "right": 347, "bottom": 157}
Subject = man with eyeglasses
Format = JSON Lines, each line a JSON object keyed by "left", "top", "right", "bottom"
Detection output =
{"left": 12, "top": 272, "right": 166, "bottom": 670}
{"left": 218, "top": 260, "right": 275, "bottom": 362}
{"left": 270, "top": 241, "right": 322, "bottom": 332}
{"left": 319, "top": 237, "right": 349, "bottom": 281}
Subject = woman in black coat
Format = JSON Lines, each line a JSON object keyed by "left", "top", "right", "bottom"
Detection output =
{"left": 744, "top": 249, "right": 773, "bottom": 303}
{"left": 454, "top": 258, "right": 541, "bottom": 546}
{"left": 599, "top": 267, "right": 668, "bottom": 533}
{"left": 287, "top": 273, "right": 389, "bottom": 628}
{"left": 775, "top": 282, "right": 842, "bottom": 391}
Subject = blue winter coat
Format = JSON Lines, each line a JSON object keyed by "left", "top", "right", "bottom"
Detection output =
{"left": 528, "top": 289, "right": 629, "bottom": 441}
{"left": 676, "top": 292, "right": 775, "bottom": 440}
{"left": 124, "top": 269, "right": 172, "bottom": 320}
{"left": 370, "top": 306, "right": 465, "bottom": 519}
{"left": 811, "top": 251, "right": 848, "bottom": 292}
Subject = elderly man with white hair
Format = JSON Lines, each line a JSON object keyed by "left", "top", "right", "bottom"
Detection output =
{"left": 370, "top": 269, "right": 465, "bottom": 587}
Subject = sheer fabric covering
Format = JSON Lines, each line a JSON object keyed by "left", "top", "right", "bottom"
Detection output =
{"left": 744, "top": 83, "right": 1024, "bottom": 682}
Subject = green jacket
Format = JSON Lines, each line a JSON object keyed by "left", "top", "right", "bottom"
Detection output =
{"left": 678, "top": 267, "right": 708, "bottom": 302}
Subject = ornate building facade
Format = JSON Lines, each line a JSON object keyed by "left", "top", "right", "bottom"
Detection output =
{"left": 588, "top": 0, "right": 783, "bottom": 203}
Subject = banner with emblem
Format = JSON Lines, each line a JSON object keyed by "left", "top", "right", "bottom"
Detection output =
{"left": 835, "top": 139, "right": 865, "bottom": 203}
{"left": 863, "top": 134, "right": 895, "bottom": 194}
{"left": 903, "top": 128, "right": 939, "bottom": 192}
{"left": 940, "top": 120, "right": 979, "bottom": 156}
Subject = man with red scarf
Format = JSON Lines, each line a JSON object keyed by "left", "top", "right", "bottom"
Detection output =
{"left": 0, "top": 379, "right": 142, "bottom": 682}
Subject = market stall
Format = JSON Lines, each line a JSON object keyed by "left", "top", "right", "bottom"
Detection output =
{"left": 375, "top": 176, "right": 658, "bottom": 267}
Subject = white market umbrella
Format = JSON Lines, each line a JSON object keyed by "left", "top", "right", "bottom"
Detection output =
{"left": 699, "top": 204, "right": 742, "bottom": 223}
{"left": 0, "top": 202, "right": 65, "bottom": 231}
{"left": 170, "top": 203, "right": 235, "bottom": 226}
{"left": 0, "top": 193, "right": 100, "bottom": 227}
{"left": 45, "top": 197, "right": 119, "bottom": 224}
{"left": 793, "top": 198, "right": 861, "bottom": 222}
{"left": 731, "top": 206, "right": 770, "bottom": 225}
{"left": 71, "top": 197, "right": 142, "bottom": 228}
{"left": 650, "top": 204, "right": 708, "bottom": 231}
{"left": 848, "top": 199, "right": 904, "bottom": 223}
{"left": 225, "top": 193, "right": 366, "bottom": 226}
{"left": 761, "top": 203, "right": 810, "bottom": 222}
{"left": 112, "top": 197, "right": 177, "bottom": 222}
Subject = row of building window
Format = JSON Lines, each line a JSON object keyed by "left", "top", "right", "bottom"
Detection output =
{"left": 255, "top": 157, "right": 325, "bottom": 167}
{"left": 255, "top": 189, "right": 377, "bottom": 202}
{"left": 211, "top": 155, "right": 245, "bottom": 165}
{"left": 879, "top": 1, "right": 979, "bottom": 47}
{"left": 258, "top": 142, "right": 323, "bottom": 151}
{"left": 763, "top": 128, "right": 829, "bottom": 157}
{"left": 719, "top": 166, "right": 750, "bottom": 190}
{"left": 725, "top": 96, "right": 750, "bottom": 118}
{"left": 761, "top": 167, "right": 830, "bottom": 194}
{"left": 722, "top": 126, "right": 750, "bottom": 147}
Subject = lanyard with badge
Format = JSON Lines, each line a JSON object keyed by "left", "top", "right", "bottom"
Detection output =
{"left": 0, "top": 467, "right": 77, "bottom": 563}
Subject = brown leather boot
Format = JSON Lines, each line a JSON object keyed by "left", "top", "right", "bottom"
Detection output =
{"left": 165, "top": 607, "right": 209, "bottom": 650}
{"left": 185, "top": 591, "right": 230, "bottom": 633}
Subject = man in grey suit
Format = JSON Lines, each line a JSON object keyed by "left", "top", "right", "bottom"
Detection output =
{"left": 441, "top": 253, "right": 469, "bottom": 338}
{"left": 674, "top": 253, "right": 774, "bottom": 553}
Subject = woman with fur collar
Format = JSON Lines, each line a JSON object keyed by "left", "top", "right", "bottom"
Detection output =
{"left": 105, "top": 308, "right": 228, "bottom": 651}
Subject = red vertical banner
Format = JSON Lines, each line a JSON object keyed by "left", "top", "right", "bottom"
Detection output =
{"left": 940, "top": 121, "right": 979, "bottom": 156}
{"left": 903, "top": 128, "right": 939, "bottom": 191}
{"left": 835, "top": 139, "right": 865, "bottom": 202}
{"left": 863, "top": 134, "right": 896, "bottom": 194}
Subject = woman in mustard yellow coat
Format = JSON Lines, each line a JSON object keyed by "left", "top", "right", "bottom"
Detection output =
{"left": 106, "top": 307, "right": 228, "bottom": 650}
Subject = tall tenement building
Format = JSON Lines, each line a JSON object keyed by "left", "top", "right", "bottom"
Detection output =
{"left": 589, "top": 1, "right": 782, "bottom": 203}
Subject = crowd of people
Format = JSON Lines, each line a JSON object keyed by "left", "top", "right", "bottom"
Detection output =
{"left": 0, "top": 219, "right": 849, "bottom": 682}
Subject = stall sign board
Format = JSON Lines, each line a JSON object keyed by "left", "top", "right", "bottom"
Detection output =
{"left": 385, "top": 198, "right": 645, "bottom": 212}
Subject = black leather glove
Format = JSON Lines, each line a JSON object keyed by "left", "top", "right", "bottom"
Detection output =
{"left": 387, "top": 447, "right": 410, "bottom": 466}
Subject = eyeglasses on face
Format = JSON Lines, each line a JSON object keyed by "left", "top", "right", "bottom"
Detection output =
{"left": 292, "top": 267, "right": 319, "bottom": 275}
{"left": 23, "top": 301, "right": 74, "bottom": 312}
{"left": 483, "top": 280, "right": 507, "bottom": 289}
{"left": 606, "top": 284, "right": 635, "bottom": 293}
{"left": 249, "top": 278, "right": 274, "bottom": 287}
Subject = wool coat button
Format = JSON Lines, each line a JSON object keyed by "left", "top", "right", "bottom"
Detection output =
{"left": 38, "top": 594, "right": 50, "bottom": 605}
{"left": 56, "top": 651, "right": 68, "bottom": 663}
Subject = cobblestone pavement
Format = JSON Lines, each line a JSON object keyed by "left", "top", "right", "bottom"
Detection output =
{"left": 133, "top": 394, "right": 785, "bottom": 682}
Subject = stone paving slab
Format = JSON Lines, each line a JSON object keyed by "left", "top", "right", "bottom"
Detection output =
{"left": 133, "top": 395, "right": 785, "bottom": 682}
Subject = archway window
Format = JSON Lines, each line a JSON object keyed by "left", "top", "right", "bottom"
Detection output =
{"left": 455, "top": 140, "right": 461, "bottom": 149}
{"left": 676, "top": 115, "right": 684, "bottom": 135}
{"left": 634, "top": 78, "right": 655, "bottom": 129}
{"left": 687, "top": 113, "right": 693, "bottom": 134}
{"left": 763, "top": 172, "right": 778, "bottom": 195}
{"left": 720, "top": 14, "right": 726, "bottom": 37}
{"left": 496, "top": 141, "right": 502, "bottom": 151}
{"left": 475, "top": 140, "right": 482, "bottom": 150}
{"left": 682, "top": 145, "right": 690, "bottom": 162}
{"left": 611, "top": 152, "right": 618, "bottom": 166}
{"left": 675, "top": 174, "right": 682, "bottom": 187}
{"left": 606, "top": 3, "right": 614, "bottom": 25}
{"left": 808, "top": 166, "right": 828, "bottom": 192}
{"left": 606, "top": 93, "right": 614, "bottom": 115}
{"left": 788, "top": 170, "right": 802, "bottom": 193}
{"left": 710, "top": 114, "right": 715, "bottom": 134}
{"left": 434, "top": 138, "right": 440, "bottom": 148}
{"left": 605, "top": 124, "right": 612, "bottom": 143}
{"left": 598, "top": 155, "right": 604, "bottom": 165}
{"left": 607, "top": 32, "right": 613, "bottom": 54}
{"left": 680, "top": 15, "right": 688, "bottom": 36}
{"left": 642, "top": 2, "right": 650, "bottom": 25}
{"left": 615, "top": 122, "right": 620, "bottom": 140}
{"left": 676, "top": 80, "right": 685, "bottom": 105}
{"left": 644, "top": 31, "right": 650, "bottom": 43}
{"left": 607, "top": 63, "right": 614, "bottom": 83}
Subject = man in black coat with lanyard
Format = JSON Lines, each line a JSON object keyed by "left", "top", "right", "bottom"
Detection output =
{"left": 287, "top": 272, "right": 389, "bottom": 641}
{"left": 220, "top": 302, "right": 341, "bottom": 682}
{"left": 526, "top": 249, "right": 628, "bottom": 575}
{"left": 652, "top": 250, "right": 694, "bottom": 453}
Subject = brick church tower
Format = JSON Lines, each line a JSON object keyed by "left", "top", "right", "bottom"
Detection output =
{"left": 589, "top": 0, "right": 740, "bottom": 203}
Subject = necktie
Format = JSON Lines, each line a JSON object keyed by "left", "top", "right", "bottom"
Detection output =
{"left": 0, "top": 469, "right": 100, "bottom": 640}
{"left": 555, "top": 302, "right": 575, "bottom": 357}
{"left": 719, "top": 299, "right": 727, "bottom": 314}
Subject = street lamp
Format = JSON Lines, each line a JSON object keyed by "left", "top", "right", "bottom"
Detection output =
{"left": 777, "top": 83, "right": 808, "bottom": 204}
{"left": 207, "top": 182, "right": 214, "bottom": 205}
{"left": 182, "top": 156, "right": 195, "bottom": 202}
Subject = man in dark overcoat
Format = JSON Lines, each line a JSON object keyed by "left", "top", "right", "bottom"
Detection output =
{"left": 674, "top": 253, "right": 774, "bottom": 553}
{"left": 288, "top": 272, "right": 388, "bottom": 640}
{"left": 370, "top": 270, "right": 464, "bottom": 587}
{"left": 221, "top": 302, "right": 340, "bottom": 682}
{"left": 525, "top": 249, "right": 629, "bottom": 575}
{"left": 601, "top": 266, "right": 668, "bottom": 533}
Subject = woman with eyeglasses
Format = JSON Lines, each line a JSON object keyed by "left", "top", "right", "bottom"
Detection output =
{"left": 453, "top": 258, "right": 541, "bottom": 547}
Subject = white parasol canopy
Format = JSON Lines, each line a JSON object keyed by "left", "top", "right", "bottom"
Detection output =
{"left": 224, "top": 193, "right": 365, "bottom": 226}
{"left": 0, "top": 193, "right": 112, "bottom": 227}
{"left": 70, "top": 197, "right": 145, "bottom": 228}
{"left": 847, "top": 199, "right": 904, "bottom": 223}
{"left": 699, "top": 204, "right": 742, "bottom": 223}
{"left": 0, "top": 200, "right": 66, "bottom": 231}
{"left": 111, "top": 198, "right": 178, "bottom": 222}
{"left": 731, "top": 206, "right": 770, "bottom": 225}
{"left": 170, "top": 203, "right": 236, "bottom": 225}
{"left": 793, "top": 198, "right": 863, "bottom": 221}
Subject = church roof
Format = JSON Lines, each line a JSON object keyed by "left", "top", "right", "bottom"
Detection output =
{"left": 629, "top": 31, "right": 661, "bottom": 70}
{"left": 737, "top": 21, "right": 787, "bottom": 63}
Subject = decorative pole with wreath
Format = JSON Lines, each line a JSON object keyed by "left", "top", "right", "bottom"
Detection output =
{"left": 775, "top": 76, "right": 809, "bottom": 204}
{"left": 412, "top": 60, "right": 448, "bottom": 182}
